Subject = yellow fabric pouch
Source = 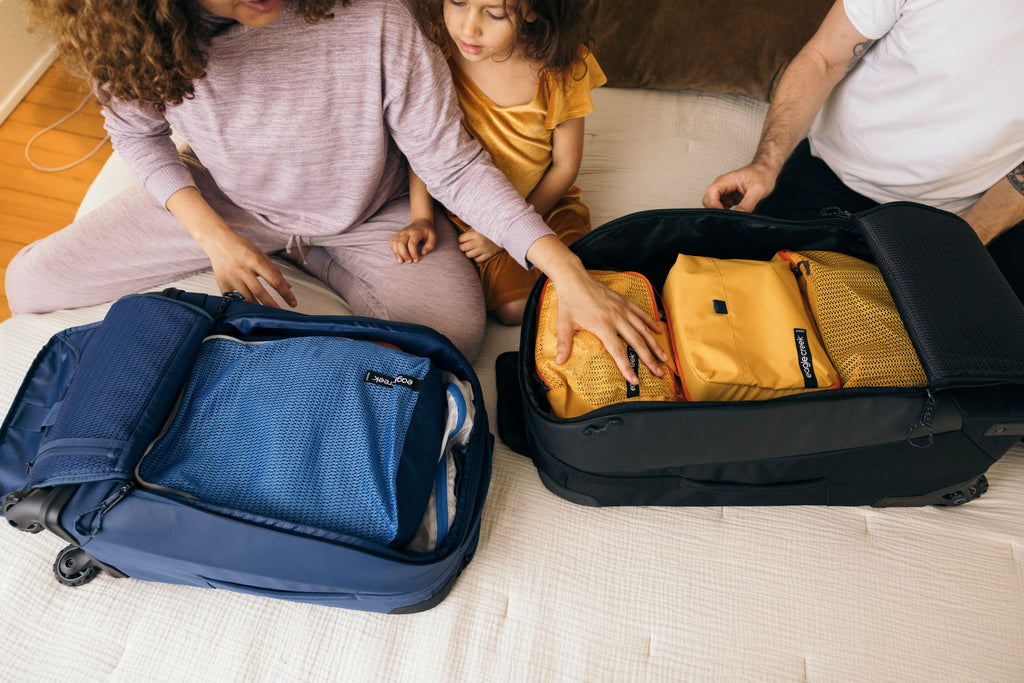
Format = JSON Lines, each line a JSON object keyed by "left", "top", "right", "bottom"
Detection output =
{"left": 776, "top": 250, "right": 927, "bottom": 388}
{"left": 535, "top": 270, "right": 677, "bottom": 418}
{"left": 662, "top": 254, "right": 839, "bottom": 401}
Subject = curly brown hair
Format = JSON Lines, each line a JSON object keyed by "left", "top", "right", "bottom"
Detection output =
{"left": 417, "top": 0, "right": 591, "bottom": 77}
{"left": 23, "top": 0, "right": 346, "bottom": 112}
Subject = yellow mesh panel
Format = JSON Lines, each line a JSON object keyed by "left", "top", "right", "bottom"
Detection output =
{"left": 781, "top": 250, "right": 927, "bottom": 388}
{"left": 535, "top": 271, "right": 676, "bottom": 418}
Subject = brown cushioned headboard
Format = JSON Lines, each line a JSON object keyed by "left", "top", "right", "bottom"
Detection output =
{"left": 584, "top": 0, "right": 833, "bottom": 100}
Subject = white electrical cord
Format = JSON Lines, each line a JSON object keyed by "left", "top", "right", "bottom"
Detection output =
{"left": 24, "top": 92, "right": 110, "bottom": 172}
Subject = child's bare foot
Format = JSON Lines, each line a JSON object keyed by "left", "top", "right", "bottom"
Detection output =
{"left": 458, "top": 229, "right": 502, "bottom": 263}
{"left": 493, "top": 299, "right": 526, "bottom": 326}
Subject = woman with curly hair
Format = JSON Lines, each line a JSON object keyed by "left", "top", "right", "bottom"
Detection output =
{"left": 8, "top": 0, "right": 667, "bottom": 379}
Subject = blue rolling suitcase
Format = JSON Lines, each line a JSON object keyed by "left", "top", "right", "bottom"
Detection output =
{"left": 0, "top": 290, "right": 492, "bottom": 613}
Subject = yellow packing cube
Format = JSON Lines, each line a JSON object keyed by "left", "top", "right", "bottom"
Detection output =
{"left": 662, "top": 254, "right": 839, "bottom": 401}
{"left": 535, "top": 270, "right": 677, "bottom": 418}
{"left": 775, "top": 250, "right": 927, "bottom": 388}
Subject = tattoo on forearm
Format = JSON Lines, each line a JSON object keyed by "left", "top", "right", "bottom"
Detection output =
{"left": 847, "top": 39, "right": 876, "bottom": 70}
{"left": 1008, "top": 162, "right": 1024, "bottom": 197}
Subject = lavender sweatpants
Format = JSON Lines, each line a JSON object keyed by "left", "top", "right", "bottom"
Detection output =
{"left": 6, "top": 155, "right": 487, "bottom": 360}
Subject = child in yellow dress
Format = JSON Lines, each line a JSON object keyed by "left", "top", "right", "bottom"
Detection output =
{"left": 389, "top": 0, "right": 606, "bottom": 325}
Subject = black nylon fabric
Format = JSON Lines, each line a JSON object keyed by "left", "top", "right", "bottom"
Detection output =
{"left": 857, "top": 203, "right": 1024, "bottom": 388}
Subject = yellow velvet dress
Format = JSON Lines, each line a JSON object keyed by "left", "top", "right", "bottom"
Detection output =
{"left": 447, "top": 47, "right": 607, "bottom": 311}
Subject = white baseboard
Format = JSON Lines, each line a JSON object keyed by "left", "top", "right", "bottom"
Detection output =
{"left": 0, "top": 45, "right": 58, "bottom": 125}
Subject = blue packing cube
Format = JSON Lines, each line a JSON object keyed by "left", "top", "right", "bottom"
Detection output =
{"left": 136, "top": 334, "right": 447, "bottom": 548}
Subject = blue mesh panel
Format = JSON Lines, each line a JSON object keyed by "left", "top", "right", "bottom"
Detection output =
{"left": 43, "top": 296, "right": 206, "bottom": 445}
{"left": 137, "top": 336, "right": 439, "bottom": 545}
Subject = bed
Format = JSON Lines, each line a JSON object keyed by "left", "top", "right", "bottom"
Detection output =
{"left": 2, "top": 2, "right": 1023, "bottom": 679}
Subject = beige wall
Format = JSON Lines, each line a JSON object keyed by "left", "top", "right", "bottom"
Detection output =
{"left": 0, "top": 0, "right": 56, "bottom": 124}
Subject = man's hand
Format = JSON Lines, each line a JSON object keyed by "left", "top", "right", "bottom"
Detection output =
{"left": 703, "top": 161, "right": 779, "bottom": 212}
{"left": 389, "top": 218, "right": 437, "bottom": 263}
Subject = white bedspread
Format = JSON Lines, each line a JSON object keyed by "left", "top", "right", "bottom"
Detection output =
{"left": 2, "top": 88, "right": 1022, "bottom": 681}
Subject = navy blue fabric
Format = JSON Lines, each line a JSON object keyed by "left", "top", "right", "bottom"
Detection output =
{"left": 25, "top": 295, "right": 213, "bottom": 488}
{"left": 137, "top": 335, "right": 445, "bottom": 546}
{"left": 66, "top": 485, "right": 481, "bottom": 612}
{"left": 0, "top": 324, "right": 98, "bottom": 495}
{"left": 2, "top": 292, "right": 493, "bottom": 613}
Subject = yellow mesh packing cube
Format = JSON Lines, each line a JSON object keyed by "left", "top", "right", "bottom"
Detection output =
{"left": 662, "top": 254, "right": 839, "bottom": 401}
{"left": 775, "top": 250, "right": 926, "bottom": 388}
{"left": 534, "top": 270, "right": 677, "bottom": 418}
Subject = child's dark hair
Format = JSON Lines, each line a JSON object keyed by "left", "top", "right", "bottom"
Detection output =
{"left": 510, "top": 0, "right": 592, "bottom": 75}
{"left": 418, "top": 0, "right": 592, "bottom": 77}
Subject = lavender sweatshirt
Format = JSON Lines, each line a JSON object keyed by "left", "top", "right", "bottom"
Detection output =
{"left": 100, "top": 0, "right": 552, "bottom": 267}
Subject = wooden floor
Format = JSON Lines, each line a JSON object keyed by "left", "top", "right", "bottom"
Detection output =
{"left": 0, "top": 63, "right": 113, "bottom": 320}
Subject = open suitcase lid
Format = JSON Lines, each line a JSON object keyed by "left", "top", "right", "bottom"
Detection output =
{"left": 855, "top": 203, "right": 1024, "bottom": 390}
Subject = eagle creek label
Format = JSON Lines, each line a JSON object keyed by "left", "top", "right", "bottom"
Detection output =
{"left": 626, "top": 345, "right": 640, "bottom": 398}
{"left": 793, "top": 329, "right": 818, "bottom": 388}
{"left": 363, "top": 370, "right": 422, "bottom": 391}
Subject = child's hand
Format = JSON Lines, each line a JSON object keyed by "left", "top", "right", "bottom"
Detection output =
{"left": 458, "top": 229, "right": 503, "bottom": 263}
{"left": 389, "top": 219, "right": 437, "bottom": 263}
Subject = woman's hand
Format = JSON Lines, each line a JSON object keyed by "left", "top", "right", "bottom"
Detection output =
{"left": 202, "top": 227, "right": 296, "bottom": 307}
{"left": 553, "top": 266, "right": 668, "bottom": 385}
{"left": 166, "top": 186, "right": 296, "bottom": 307}
{"left": 527, "top": 235, "right": 668, "bottom": 385}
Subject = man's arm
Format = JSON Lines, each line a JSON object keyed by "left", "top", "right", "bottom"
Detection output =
{"left": 960, "top": 162, "right": 1024, "bottom": 244}
{"left": 703, "top": 0, "right": 874, "bottom": 211}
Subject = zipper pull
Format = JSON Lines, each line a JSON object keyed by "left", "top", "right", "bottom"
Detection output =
{"left": 820, "top": 206, "right": 853, "bottom": 219}
{"left": 74, "top": 481, "right": 136, "bottom": 537}
{"left": 213, "top": 291, "right": 245, "bottom": 319}
{"left": 905, "top": 389, "right": 937, "bottom": 448}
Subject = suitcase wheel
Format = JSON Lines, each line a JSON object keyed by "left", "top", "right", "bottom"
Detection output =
{"left": 53, "top": 545, "right": 101, "bottom": 587}
{"left": 872, "top": 474, "right": 990, "bottom": 507}
{"left": 937, "top": 475, "right": 989, "bottom": 506}
{"left": 2, "top": 491, "right": 44, "bottom": 533}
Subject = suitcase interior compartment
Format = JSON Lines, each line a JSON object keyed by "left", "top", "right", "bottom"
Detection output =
{"left": 515, "top": 207, "right": 1024, "bottom": 504}
{"left": 520, "top": 206, "right": 1024, "bottom": 417}
{"left": 0, "top": 324, "right": 100, "bottom": 498}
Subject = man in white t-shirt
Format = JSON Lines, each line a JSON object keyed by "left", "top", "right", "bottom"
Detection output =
{"left": 703, "top": 0, "right": 1024, "bottom": 299}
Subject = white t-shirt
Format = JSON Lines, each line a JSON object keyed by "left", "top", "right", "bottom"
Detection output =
{"left": 808, "top": 0, "right": 1024, "bottom": 214}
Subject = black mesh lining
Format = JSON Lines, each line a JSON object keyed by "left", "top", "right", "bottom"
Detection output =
{"left": 858, "top": 203, "right": 1024, "bottom": 387}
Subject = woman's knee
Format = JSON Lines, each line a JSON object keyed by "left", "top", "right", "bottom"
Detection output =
{"left": 4, "top": 243, "right": 48, "bottom": 314}
{"left": 437, "top": 303, "right": 486, "bottom": 362}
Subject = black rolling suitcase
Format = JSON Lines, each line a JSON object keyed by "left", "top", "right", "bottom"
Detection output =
{"left": 497, "top": 203, "right": 1024, "bottom": 507}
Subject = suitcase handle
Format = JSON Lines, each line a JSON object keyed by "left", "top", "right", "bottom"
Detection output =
{"left": 678, "top": 476, "right": 828, "bottom": 506}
